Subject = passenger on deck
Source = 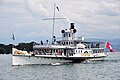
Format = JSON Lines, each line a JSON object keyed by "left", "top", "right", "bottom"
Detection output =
{"left": 41, "top": 40, "right": 43, "bottom": 45}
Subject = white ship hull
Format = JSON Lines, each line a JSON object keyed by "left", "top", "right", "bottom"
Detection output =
{"left": 12, "top": 55, "right": 107, "bottom": 66}
{"left": 11, "top": 23, "right": 113, "bottom": 66}
{"left": 12, "top": 55, "right": 72, "bottom": 66}
{"left": 12, "top": 48, "right": 107, "bottom": 65}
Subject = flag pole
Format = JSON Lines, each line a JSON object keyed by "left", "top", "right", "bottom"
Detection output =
{"left": 104, "top": 41, "right": 107, "bottom": 54}
{"left": 52, "top": 4, "right": 56, "bottom": 44}
{"left": 12, "top": 33, "right": 15, "bottom": 54}
{"left": 42, "top": 4, "right": 66, "bottom": 44}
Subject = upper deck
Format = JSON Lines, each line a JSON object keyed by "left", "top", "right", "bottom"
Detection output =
{"left": 33, "top": 23, "right": 105, "bottom": 50}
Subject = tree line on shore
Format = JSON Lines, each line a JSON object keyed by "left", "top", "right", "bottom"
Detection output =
{"left": 0, "top": 42, "right": 35, "bottom": 54}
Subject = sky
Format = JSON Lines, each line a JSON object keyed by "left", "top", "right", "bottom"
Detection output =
{"left": 0, "top": 0, "right": 120, "bottom": 44}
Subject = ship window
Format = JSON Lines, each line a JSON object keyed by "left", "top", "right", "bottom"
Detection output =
{"left": 66, "top": 33, "right": 68, "bottom": 37}
{"left": 54, "top": 49, "right": 56, "bottom": 52}
{"left": 66, "top": 42, "right": 68, "bottom": 45}
{"left": 69, "top": 33, "right": 71, "bottom": 37}
{"left": 76, "top": 50, "right": 77, "bottom": 53}
{"left": 64, "top": 34, "right": 65, "bottom": 37}
{"left": 69, "top": 42, "right": 71, "bottom": 45}
{"left": 39, "top": 49, "right": 41, "bottom": 51}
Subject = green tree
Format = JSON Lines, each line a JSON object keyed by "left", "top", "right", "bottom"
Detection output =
{"left": 0, "top": 47, "right": 6, "bottom": 54}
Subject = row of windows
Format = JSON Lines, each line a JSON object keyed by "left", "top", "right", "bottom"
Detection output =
{"left": 62, "top": 41, "right": 73, "bottom": 45}
{"left": 75, "top": 50, "right": 83, "bottom": 53}
{"left": 75, "top": 49, "right": 104, "bottom": 54}
{"left": 75, "top": 50, "right": 92, "bottom": 53}
{"left": 35, "top": 49, "right": 74, "bottom": 55}
{"left": 63, "top": 33, "right": 73, "bottom": 37}
{"left": 93, "top": 50, "right": 104, "bottom": 53}
{"left": 37, "top": 49, "right": 63, "bottom": 53}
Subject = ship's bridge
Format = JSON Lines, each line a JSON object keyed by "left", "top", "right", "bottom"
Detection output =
{"left": 61, "top": 23, "right": 77, "bottom": 41}
{"left": 58, "top": 23, "right": 84, "bottom": 46}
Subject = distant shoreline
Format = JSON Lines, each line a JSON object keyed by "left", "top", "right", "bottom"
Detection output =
{"left": 0, "top": 42, "right": 34, "bottom": 54}
{"left": 0, "top": 41, "right": 120, "bottom": 54}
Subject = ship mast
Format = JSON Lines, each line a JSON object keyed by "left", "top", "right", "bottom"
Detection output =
{"left": 43, "top": 4, "right": 66, "bottom": 44}
{"left": 52, "top": 4, "right": 56, "bottom": 42}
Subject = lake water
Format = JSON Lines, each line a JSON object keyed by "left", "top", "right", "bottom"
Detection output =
{"left": 0, "top": 53, "right": 120, "bottom": 80}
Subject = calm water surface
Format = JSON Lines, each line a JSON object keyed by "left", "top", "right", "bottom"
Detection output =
{"left": 0, "top": 53, "right": 120, "bottom": 80}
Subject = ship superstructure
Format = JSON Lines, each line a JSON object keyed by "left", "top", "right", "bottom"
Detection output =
{"left": 12, "top": 23, "right": 107, "bottom": 65}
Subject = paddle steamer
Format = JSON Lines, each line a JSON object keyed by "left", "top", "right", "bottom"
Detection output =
{"left": 12, "top": 23, "right": 107, "bottom": 65}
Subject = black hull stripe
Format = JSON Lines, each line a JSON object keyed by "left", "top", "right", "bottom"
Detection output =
{"left": 13, "top": 55, "right": 106, "bottom": 61}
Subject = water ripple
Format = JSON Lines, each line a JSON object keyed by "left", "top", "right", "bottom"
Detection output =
{"left": 0, "top": 53, "right": 120, "bottom": 80}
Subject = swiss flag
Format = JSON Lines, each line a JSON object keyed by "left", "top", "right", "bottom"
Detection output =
{"left": 106, "top": 42, "right": 114, "bottom": 52}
